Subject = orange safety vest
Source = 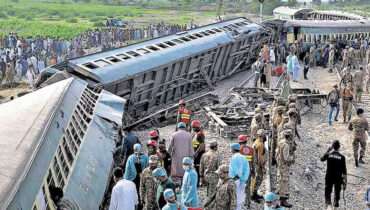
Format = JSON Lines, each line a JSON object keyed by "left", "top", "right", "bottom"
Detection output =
{"left": 240, "top": 145, "right": 254, "bottom": 167}
{"left": 193, "top": 130, "right": 205, "bottom": 148}
{"left": 179, "top": 107, "right": 191, "bottom": 125}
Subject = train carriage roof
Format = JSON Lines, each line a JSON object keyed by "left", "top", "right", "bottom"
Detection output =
{"left": 273, "top": 6, "right": 313, "bottom": 16}
{"left": 311, "top": 10, "right": 364, "bottom": 20}
{"left": 63, "top": 17, "right": 263, "bottom": 85}
{"left": 0, "top": 78, "right": 73, "bottom": 207}
{"left": 263, "top": 19, "right": 370, "bottom": 28}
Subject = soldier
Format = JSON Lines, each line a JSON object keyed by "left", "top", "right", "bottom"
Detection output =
{"left": 5, "top": 63, "right": 14, "bottom": 84}
{"left": 327, "top": 84, "right": 341, "bottom": 125}
{"left": 238, "top": 135, "right": 254, "bottom": 209}
{"left": 348, "top": 108, "right": 369, "bottom": 167}
{"left": 140, "top": 155, "right": 160, "bottom": 210}
{"left": 271, "top": 106, "right": 285, "bottom": 165}
{"left": 348, "top": 46, "right": 356, "bottom": 66}
{"left": 353, "top": 67, "right": 365, "bottom": 102}
{"left": 341, "top": 82, "right": 354, "bottom": 123}
{"left": 250, "top": 113, "right": 264, "bottom": 141}
{"left": 204, "top": 165, "right": 237, "bottom": 210}
{"left": 252, "top": 129, "right": 266, "bottom": 202}
{"left": 340, "top": 68, "right": 353, "bottom": 89}
{"left": 191, "top": 120, "right": 206, "bottom": 180}
{"left": 366, "top": 47, "right": 370, "bottom": 65}
{"left": 275, "top": 129, "right": 295, "bottom": 208}
{"left": 342, "top": 46, "right": 349, "bottom": 69}
{"left": 277, "top": 114, "right": 289, "bottom": 141}
{"left": 328, "top": 47, "right": 335, "bottom": 73}
{"left": 290, "top": 40, "right": 298, "bottom": 55}
{"left": 278, "top": 42, "right": 286, "bottom": 65}
{"left": 252, "top": 107, "right": 266, "bottom": 128}
{"left": 366, "top": 62, "right": 370, "bottom": 94}
{"left": 284, "top": 108, "right": 300, "bottom": 142}
{"left": 199, "top": 140, "right": 221, "bottom": 197}
{"left": 360, "top": 40, "right": 366, "bottom": 62}
{"left": 177, "top": 100, "right": 191, "bottom": 131}
{"left": 265, "top": 60, "right": 273, "bottom": 89}
{"left": 309, "top": 45, "right": 317, "bottom": 68}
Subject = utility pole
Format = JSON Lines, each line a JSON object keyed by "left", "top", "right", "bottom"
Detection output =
{"left": 259, "top": 0, "right": 264, "bottom": 22}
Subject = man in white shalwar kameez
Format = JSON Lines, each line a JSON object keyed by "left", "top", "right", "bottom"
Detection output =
{"left": 109, "top": 167, "right": 138, "bottom": 210}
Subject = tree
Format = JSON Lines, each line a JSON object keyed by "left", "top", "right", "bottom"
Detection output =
{"left": 286, "top": 0, "right": 298, "bottom": 7}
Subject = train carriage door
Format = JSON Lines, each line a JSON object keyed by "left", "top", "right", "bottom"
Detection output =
{"left": 294, "top": 27, "right": 300, "bottom": 41}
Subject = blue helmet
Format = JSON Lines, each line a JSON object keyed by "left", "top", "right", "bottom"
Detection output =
{"left": 177, "top": 122, "right": 186, "bottom": 128}
{"left": 152, "top": 168, "right": 166, "bottom": 177}
{"left": 230, "top": 143, "right": 240, "bottom": 151}
{"left": 264, "top": 192, "right": 277, "bottom": 202}
{"left": 163, "top": 189, "right": 175, "bottom": 199}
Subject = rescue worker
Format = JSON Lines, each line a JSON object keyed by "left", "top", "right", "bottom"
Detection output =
{"left": 252, "top": 129, "right": 266, "bottom": 202}
{"left": 203, "top": 164, "right": 237, "bottom": 210}
{"left": 149, "top": 130, "right": 160, "bottom": 143}
{"left": 5, "top": 63, "right": 14, "bottom": 84}
{"left": 341, "top": 82, "right": 354, "bottom": 123}
{"left": 177, "top": 100, "right": 191, "bottom": 131}
{"left": 168, "top": 122, "right": 194, "bottom": 185}
{"left": 328, "top": 47, "right": 335, "bottom": 73}
{"left": 327, "top": 84, "right": 341, "bottom": 125}
{"left": 124, "top": 144, "right": 149, "bottom": 208}
{"left": 275, "top": 129, "right": 295, "bottom": 208}
{"left": 147, "top": 140, "right": 161, "bottom": 162}
{"left": 238, "top": 135, "right": 255, "bottom": 209}
{"left": 152, "top": 168, "right": 177, "bottom": 209}
{"left": 140, "top": 155, "right": 160, "bottom": 210}
{"left": 339, "top": 67, "right": 353, "bottom": 89}
{"left": 191, "top": 120, "right": 206, "bottom": 181}
{"left": 162, "top": 189, "right": 187, "bottom": 210}
{"left": 342, "top": 46, "right": 349, "bottom": 69}
{"left": 320, "top": 140, "right": 347, "bottom": 210}
{"left": 199, "top": 140, "right": 221, "bottom": 197}
{"left": 158, "top": 139, "right": 172, "bottom": 176}
{"left": 229, "top": 143, "right": 249, "bottom": 210}
{"left": 348, "top": 108, "right": 369, "bottom": 167}
{"left": 264, "top": 192, "right": 284, "bottom": 210}
{"left": 181, "top": 157, "right": 199, "bottom": 207}
{"left": 250, "top": 113, "right": 264, "bottom": 141}
{"left": 353, "top": 67, "right": 365, "bottom": 102}
{"left": 271, "top": 106, "right": 285, "bottom": 164}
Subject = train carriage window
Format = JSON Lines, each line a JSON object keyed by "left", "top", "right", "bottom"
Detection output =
{"left": 126, "top": 51, "right": 141, "bottom": 57}
{"left": 137, "top": 48, "right": 151, "bottom": 54}
{"left": 212, "top": 28, "right": 222, "bottom": 32}
{"left": 193, "top": 33, "right": 204, "bottom": 38}
{"left": 116, "top": 54, "right": 132, "bottom": 60}
{"left": 146, "top": 45, "right": 160, "bottom": 51}
{"left": 164, "top": 41, "right": 177, "bottom": 46}
{"left": 200, "top": 32, "right": 210, "bottom": 36}
{"left": 223, "top": 26, "right": 232, "bottom": 31}
{"left": 186, "top": 35, "right": 197, "bottom": 40}
{"left": 106, "top": 56, "right": 122, "bottom": 63}
{"left": 180, "top": 37, "right": 191, "bottom": 42}
{"left": 94, "top": 60, "right": 111, "bottom": 67}
{"left": 171, "top": 39, "right": 184, "bottom": 44}
{"left": 206, "top": 30, "right": 216, "bottom": 34}
{"left": 219, "top": 27, "right": 227, "bottom": 31}
{"left": 156, "top": 43, "right": 169, "bottom": 49}
{"left": 83, "top": 62, "right": 98, "bottom": 70}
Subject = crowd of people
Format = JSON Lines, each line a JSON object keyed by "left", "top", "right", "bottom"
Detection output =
{"left": 0, "top": 22, "right": 191, "bottom": 88}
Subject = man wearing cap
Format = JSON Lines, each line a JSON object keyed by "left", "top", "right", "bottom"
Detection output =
{"left": 252, "top": 108, "right": 266, "bottom": 127}
{"left": 238, "top": 135, "right": 254, "bottom": 208}
{"left": 147, "top": 140, "right": 162, "bottom": 163}
{"left": 353, "top": 67, "right": 365, "bottom": 102}
{"left": 162, "top": 189, "right": 187, "bottom": 210}
{"left": 191, "top": 120, "right": 206, "bottom": 181}
{"left": 177, "top": 100, "right": 191, "bottom": 131}
{"left": 341, "top": 82, "right": 354, "bottom": 123}
{"left": 275, "top": 129, "right": 295, "bottom": 207}
{"left": 252, "top": 129, "right": 266, "bottom": 202}
{"left": 200, "top": 140, "right": 221, "bottom": 197}
{"left": 250, "top": 113, "right": 264, "bottom": 141}
{"left": 204, "top": 164, "right": 237, "bottom": 210}
{"left": 264, "top": 192, "right": 284, "bottom": 210}
{"left": 321, "top": 140, "right": 347, "bottom": 210}
{"left": 340, "top": 68, "right": 353, "bottom": 89}
{"left": 124, "top": 144, "right": 149, "bottom": 206}
{"left": 229, "top": 143, "right": 249, "bottom": 210}
{"left": 168, "top": 122, "right": 194, "bottom": 185}
{"left": 140, "top": 155, "right": 160, "bottom": 210}
{"left": 152, "top": 168, "right": 177, "bottom": 209}
{"left": 109, "top": 167, "right": 138, "bottom": 210}
{"left": 271, "top": 106, "right": 284, "bottom": 165}
{"left": 158, "top": 139, "right": 172, "bottom": 176}
{"left": 349, "top": 108, "right": 369, "bottom": 167}
{"left": 181, "top": 157, "right": 199, "bottom": 207}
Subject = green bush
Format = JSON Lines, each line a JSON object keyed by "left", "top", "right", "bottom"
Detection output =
{"left": 0, "top": 12, "right": 8, "bottom": 19}
{"left": 93, "top": 21, "right": 105, "bottom": 27}
{"left": 68, "top": 18, "right": 78, "bottom": 23}
{"left": 7, "top": 11, "right": 16, "bottom": 16}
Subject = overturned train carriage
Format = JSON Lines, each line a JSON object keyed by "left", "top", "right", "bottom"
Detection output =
{"left": 38, "top": 17, "right": 272, "bottom": 120}
{"left": 0, "top": 78, "right": 125, "bottom": 210}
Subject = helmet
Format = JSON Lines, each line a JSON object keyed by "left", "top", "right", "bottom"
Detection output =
{"left": 149, "top": 130, "right": 159, "bottom": 138}
{"left": 264, "top": 192, "right": 277, "bottom": 202}
{"left": 191, "top": 120, "right": 200, "bottom": 127}
{"left": 237, "top": 135, "right": 248, "bottom": 143}
{"left": 146, "top": 140, "right": 158, "bottom": 147}
{"left": 179, "top": 100, "right": 186, "bottom": 105}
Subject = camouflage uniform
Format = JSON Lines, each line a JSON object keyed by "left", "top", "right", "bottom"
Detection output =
{"left": 366, "top": 48, "right": 370, "bottom": 65}
{"left": 340, "top": 69, "right": 353, "bottom": 89}
{"left": 213, "top": 178, "right": 237, "bottom": 210}
{"left": 140, "top": 167, "right": 160, "bottom": 210}
{"left": 348, "top": 116, "right": 369, "bottom": 160}
{"left": 309, "top": 46, "right": 316, "bottom": 67}
{"left": 5, "top": 65, "right": 14, "bottom": 83}
{"left": 328, "top": 48, "right": 335, "bottom": 71}
{"left": 200, "top": 145, "right": 221, "bottom": 197}
{"left": 353, "top": 69, "right": 365, "bottom": 102}
{"left": 278, "top": 43, "right": 286, "bottom": 65}
{"left": 366, "top": 63, "right": 370, "bottom": 93}
{"left": 342, "top": 48, "right": 349, "bottom": 68}
{"left": 252, "top": 130, "right": 266, "bottom": 195}
{"left": 272, "top": 106, "right": 284, "bottom": 160}
{"left": 348, "top": 47, "right": 355, "bottom": 66}
{"left": 360, "top": 42, "right": 366, "bottom": 62}
{"left": 342, "top": 85, "right": 354, "bottom": 123}
{"left": 276, "top": 130, "right": 295, "bottom": 199}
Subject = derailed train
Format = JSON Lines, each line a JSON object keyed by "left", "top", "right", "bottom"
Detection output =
{"left": 37, "top": 17, "right": 273, "bottom": 123}
{"left": 2, "top": 17, "right": 272, "bottom": 210}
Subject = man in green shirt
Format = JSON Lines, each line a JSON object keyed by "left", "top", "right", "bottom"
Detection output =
{"left": 152, "top": 168, "right": 177, "bottom": 209}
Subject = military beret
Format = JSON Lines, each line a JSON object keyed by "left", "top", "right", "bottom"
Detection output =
{"left": 215, "top": 164, "right": 229, "bottom": 174}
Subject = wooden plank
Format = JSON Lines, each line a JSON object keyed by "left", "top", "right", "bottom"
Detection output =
{"left": 204, "top": 106, "right": 228, "bottom": 127}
